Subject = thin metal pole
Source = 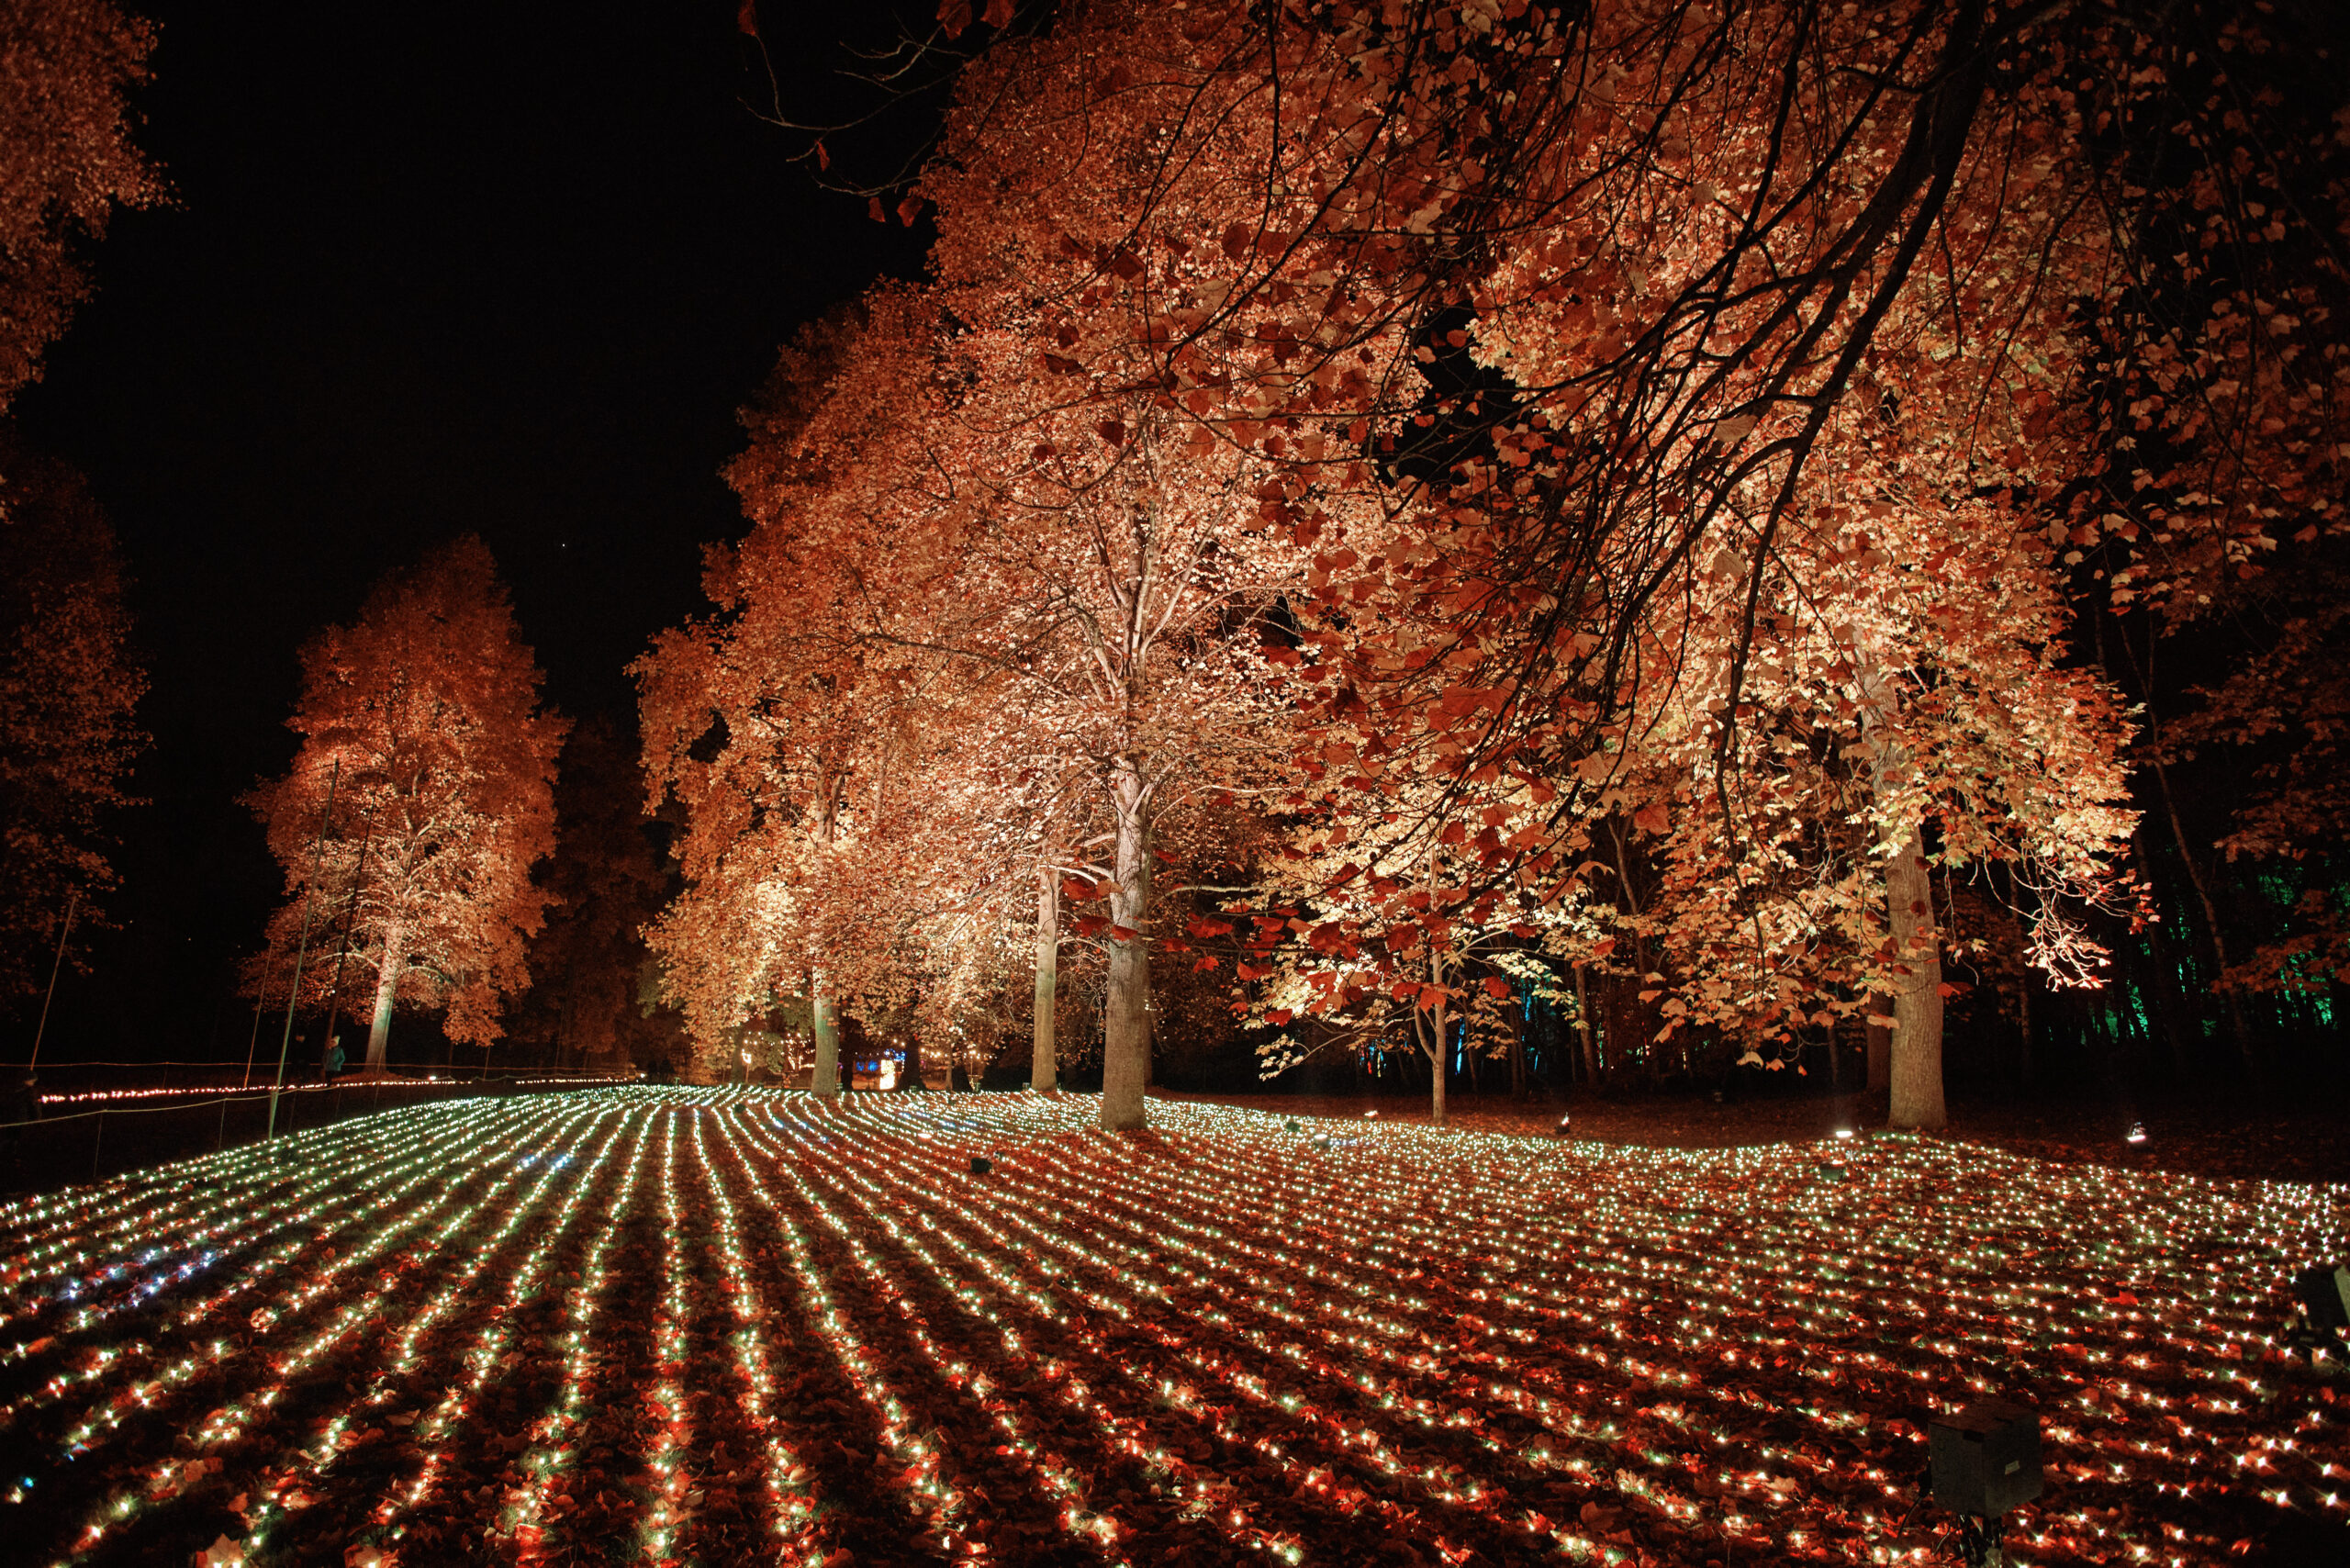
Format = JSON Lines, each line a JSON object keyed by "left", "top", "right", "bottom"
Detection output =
{"left": 266, "top": 760, "right": 340, "bottom": 1144}
{"left": 28, "top": 890, "right": 78, "bottom": 1070}
{"left": 316, "top": 809, "right": 375, "bottom": 1078}
{"left": 239, "top": 982, "right": 267, "bottom": 1090}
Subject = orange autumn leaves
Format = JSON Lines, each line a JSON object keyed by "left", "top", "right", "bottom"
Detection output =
{"left": 636, "top": 0, "right": 2344, "bottom": 1111}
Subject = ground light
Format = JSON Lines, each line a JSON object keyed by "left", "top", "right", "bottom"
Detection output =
{"left": 2125, "top": 1121, "right": 2149, "bottom": 1146}
{"left": 2297, "top": 1263, "right": 2350, "bottom": 1330}
{"left": 1929, "top": 1398, "right": 2042, "bottom": 1567}
{"left": 1554, "top": 1112, "right": 1572, "bottom": 1136}
{"left": 4, "top": 1091, "right": 2340, "bottom": 1562}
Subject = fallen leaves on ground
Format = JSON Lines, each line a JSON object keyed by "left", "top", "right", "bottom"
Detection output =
{"left": 0, "top": 1088, "right": 2342, "bottom": 1565}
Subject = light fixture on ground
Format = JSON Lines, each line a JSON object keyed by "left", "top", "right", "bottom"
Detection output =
{"left": 1929, "top": 1398, "right": 2041, "bottom": 1567}
{"left": 2125, "top": 1120, "right": 2149, "bottom": 1145}
{"left": 1553, "top": 1112, "right": 1571, "bottom": 1136}
{"left": 2295, "top": 1263, "right": 2350, "bottom": 1330}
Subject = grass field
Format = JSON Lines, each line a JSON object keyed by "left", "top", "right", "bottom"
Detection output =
{"left": 0, "top": 1088, "right": 2342, "bottom": 1566}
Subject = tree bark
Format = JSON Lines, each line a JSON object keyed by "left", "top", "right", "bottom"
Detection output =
{"left": 2144, "top": 750, "right": 2258, "bottom": 1083}
{"left": 1098, "top": 761, "right": 1152, "bottom": 1131}
{"left": 1421, "top": 1006, "right": 1449, "bottom": 1127}
{"left": 811, "top": 982, "right": 840, "bottom": 1097}
{"left": 1032, "top": 861, "right": 1058, "bottom": 1092}
{"left": 364, "top": 923, "right": 403, "bottom": 1071}
{"left": 1864, "top": 994, "right": 1892, "bottom": 1092}
{"left": 1416, "top": 952, "right": 1451, "bottom": 1126}
{"left": 1884, "top": 823, "right": 1947, "bottom": 1128}
{"left": 1572, "top": 964, "right": 1599, "bottom": 1081}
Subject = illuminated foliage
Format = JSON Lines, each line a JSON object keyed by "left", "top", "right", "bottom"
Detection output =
{"left": 0, "top": 0, "right": 158, "bottom": 412}
{"left": 247, "top": 538, "right": 567, "bottom": 1067}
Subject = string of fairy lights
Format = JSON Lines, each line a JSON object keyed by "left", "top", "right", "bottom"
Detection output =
{"left": 0, "top": 1087, "right": 2338, "bottom": 1565}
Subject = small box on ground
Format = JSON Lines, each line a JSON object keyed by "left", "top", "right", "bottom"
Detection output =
{"left": 970, "top": 1155, "right": 991, "bottom": 1175}
{"left": 1930, "top": 1399, "right": 2042, "bottom": 1517}
{"left": 2295, "top": 1264, "right": 2350, "bottom": 1329}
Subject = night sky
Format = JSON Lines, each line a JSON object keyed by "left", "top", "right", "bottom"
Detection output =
{"left": 13, "top": 1, "right": 932, "bottom": 1061}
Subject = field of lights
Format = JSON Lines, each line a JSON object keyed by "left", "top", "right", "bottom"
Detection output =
{"left": 0, "top": 1089, "right": 2342, "bottom": 1567}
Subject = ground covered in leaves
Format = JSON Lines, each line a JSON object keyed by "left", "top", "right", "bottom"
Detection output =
{"left": 1174, "top": 1089, "right": 2350, "bottom": 1186}
{"left": 0, "top": 1089, "right": 2343, "bottom": 1567}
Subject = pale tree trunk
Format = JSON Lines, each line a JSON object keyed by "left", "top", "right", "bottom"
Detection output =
{"left": 1864, "top": 994, "right": 1892, "bottom": 1092}
{"left": 364, "top": 923, "right": 404, "bottom": 1071}
{"left": 810, "top": 778, "right": 844, "bottom": 1098}
{"left": 1417, "top": 1003, "right": 1449, "bottom": 1127}
{"left": 811, "top": 983, "right": 840, "bottom": 1097}
{"left": 1858, "top": 655, "right": 1945, "bottom": 1128}
{"left": 1884, "top": 823, "right": 1947, "bottom": 1128}
{"left": 1098, "top": 761, "right": 1152, "bottom": 1131}
{"left": 1416, "top": 951, "right": 1451, "bottom": 1126}
{"left": 1032, "top": 862, "right": 1058, "bottom": 1092}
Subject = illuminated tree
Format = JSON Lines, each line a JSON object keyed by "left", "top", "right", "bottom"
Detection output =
{"left": 248, "top": 538, "right": 566, "bottom": 1068}
{"left": 0, "top": 0, "right": 159, "bottom": 412}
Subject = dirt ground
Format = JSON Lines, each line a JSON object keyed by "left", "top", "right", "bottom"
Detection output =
{"left": 1157, "top": 1085, "right": 2350, "bottom": 1185}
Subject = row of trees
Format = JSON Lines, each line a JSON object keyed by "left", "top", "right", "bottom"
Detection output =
{"left": 7, "top": 1, "right": 2341, "bottom": 1118}
{"left": 622, "top": 0, "right": 2342, "bottom": 1129}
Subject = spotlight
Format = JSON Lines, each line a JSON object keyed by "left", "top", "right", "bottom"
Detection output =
{"left": 1554, "top": 1113, "right": 1572, "bottom": 1136}
{"left": 2296, "top": 1264, "right": 2350, "bottom": 1331}
{"left": 1362, "top": 1109, "right": 1380, "bottom": 1119}
{"left": 1833, "top": 1126, "right": 1854, "bottom": 1140}
{"left": 2125, "top": 1121, "right": 2149, "bottom": 1146}
{"left": 1310, "top": 1134, "right": 1332, "bottom": 1151}
{"left": 1929, "top": 1399, "right": 2041, "bottom": 1566}
{"left": 969, "top": 1156, "right": 991, "bottom": 1175}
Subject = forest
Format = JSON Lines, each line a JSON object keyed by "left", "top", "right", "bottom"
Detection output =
{"left": 1, "top": 0, "right": 2344, "bottom": 1137}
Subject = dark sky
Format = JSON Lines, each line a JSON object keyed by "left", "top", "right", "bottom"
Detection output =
{"left": 14, "top": 1, "right": 934, "bottom": 1061}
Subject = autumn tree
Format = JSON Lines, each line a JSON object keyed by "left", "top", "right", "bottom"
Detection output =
{"left": 2047, "top": 2, "right": 2350, "bottom": 1081}
{"left": 0, "top": 0, "right": 160, "bottom": 414}
{"left": 247, "top": 538, "right": 565, "bottom": 1069}
{"left": 642, "top": 300, "right": 993, "bottom": 1091}
{"left": 508, "top": 715, "right": 679, "bottom": 1072}
{"left": 890, "top": 0, "right": 2350, "bottom": 1121}
{"left": 0, "top": 431, "right": 143, "bottom": 1002}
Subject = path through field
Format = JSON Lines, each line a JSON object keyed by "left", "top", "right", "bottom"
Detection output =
{"left": 0, "top": 1089, "right": 2342, "bottom": 1566}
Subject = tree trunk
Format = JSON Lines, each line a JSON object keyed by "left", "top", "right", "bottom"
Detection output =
{"left": 1858, "top": 655, "right": 1943, "bottom": 1126}
{"left": 1572, "top": 964, "right": 1600, "bottom": 1081}
{"left": 1418, "top": 973, "right": 1450, "bottom": 1126}
{"left": 2144, "top": 752, "right": 2258, "bottom": 1083}
{"left": 1098, "top": 762, "right": 1152, "bottom": 1131}
{"left": 2017, "top": 980, "right": 2035, "bottom": 1089}
{"left": 1032, "top": 862, "right": 1058, "bottom": 1092}
{"left": 364, "top": 923, "right": 403, "bottom": 1071}
{"left": 1884, "top": 823, "right": 1947, "bottom": 1128}
{"left": 811, "top": 983, "right": 840, "bottom": 1097}
{"left": 1864, "top": 994, "right": 1892, "bottom": 1092}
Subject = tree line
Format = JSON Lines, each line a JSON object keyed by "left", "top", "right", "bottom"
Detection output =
{"left": 3, "top": 0, "right": 2342, "bottom": 1128}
